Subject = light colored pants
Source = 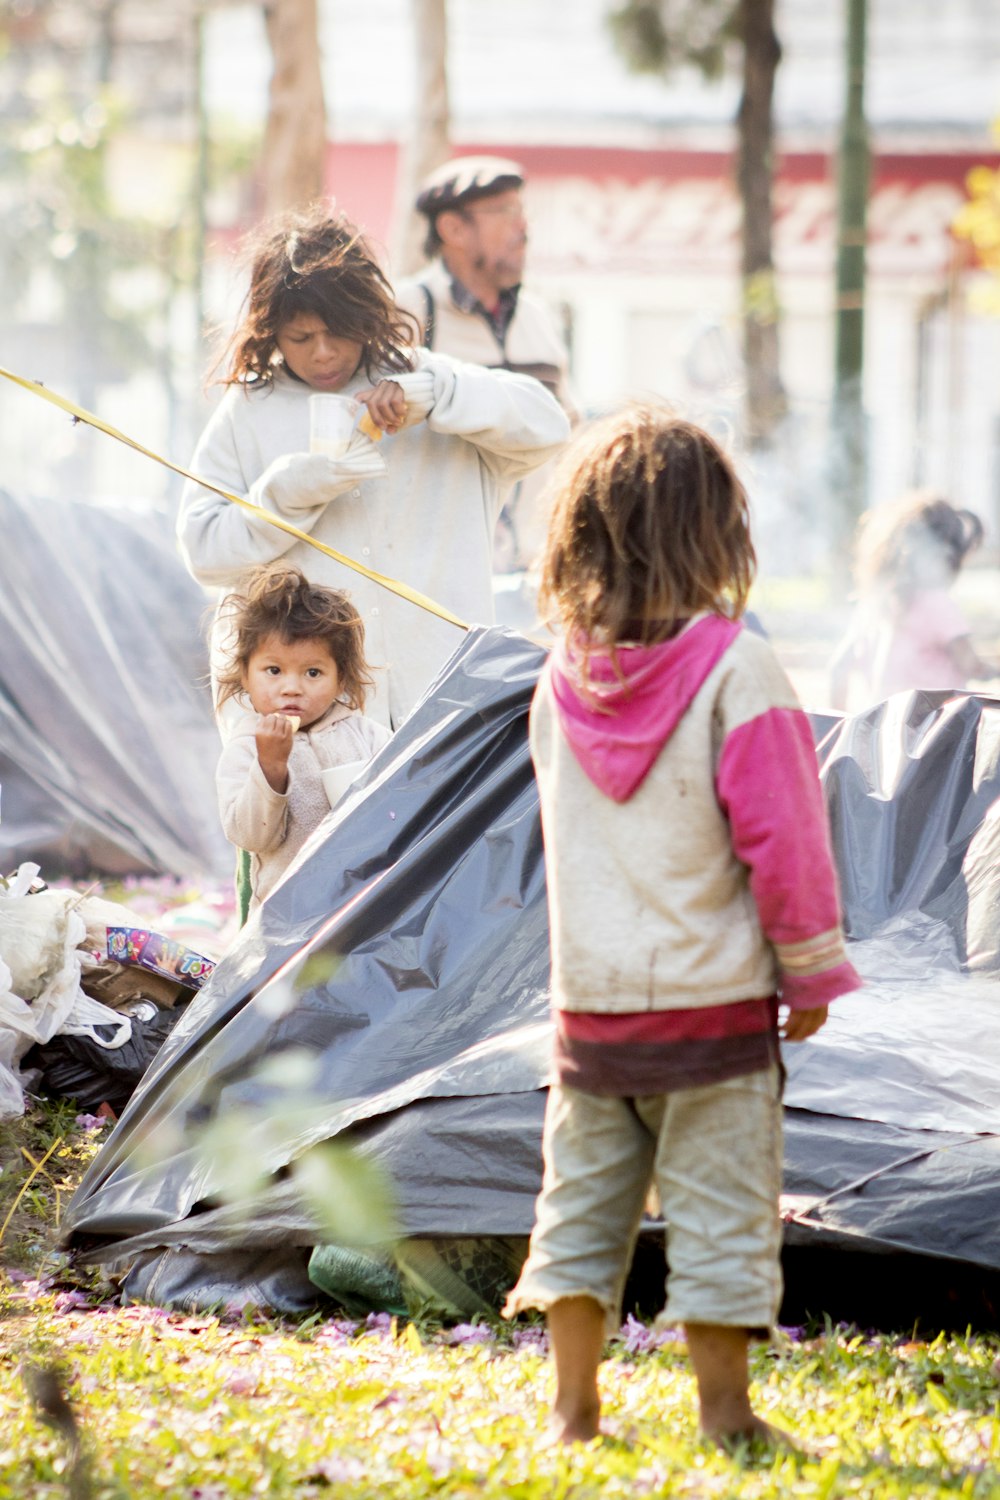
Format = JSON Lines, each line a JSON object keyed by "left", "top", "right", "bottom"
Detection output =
{"left": 504, "top": 1068, "right": 784, "bottom": 1334}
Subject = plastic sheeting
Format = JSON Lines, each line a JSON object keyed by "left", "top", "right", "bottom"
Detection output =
{"left": 0, "top": 489, "right": 230, "bottom": 878}
{"left": 817, "top": 690, "right": 1000, "bottom": 965}
{"left": 65, "top": 626, "right": 551, "bottom": 1305}
{"left": 783, "top": 689, "right": 1000, "bottom": 1265}
{"left": 62, "top": 631, "right": 1000, "bottom": 1310}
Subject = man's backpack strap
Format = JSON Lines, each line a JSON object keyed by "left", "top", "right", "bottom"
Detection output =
{"left": 419, "top": 283, "right": 435, "bottom": 350}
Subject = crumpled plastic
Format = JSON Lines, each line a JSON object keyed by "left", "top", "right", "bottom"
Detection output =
{"left": 26, "top": 1000, "right": 188, "bottom": 1116}
{"left": 0, "top": 487, "right": 230, "bottom": 879}
{"left": 0, "top": 864, "right": 133, "bottom": 1118}
{"left": 59, "top": 652, "right": 1000, "bottom": 1314}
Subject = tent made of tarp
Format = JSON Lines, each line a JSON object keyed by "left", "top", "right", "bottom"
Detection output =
{"left": 0, "top": 488, "right": 230, "bottom": 880}
{"left": 62, "top": 627, "right": 1000, "bottom": 1317}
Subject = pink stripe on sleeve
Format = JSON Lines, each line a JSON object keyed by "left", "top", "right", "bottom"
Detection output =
{"left": 716, "top": 706, "right": 862, "bottom": 1010}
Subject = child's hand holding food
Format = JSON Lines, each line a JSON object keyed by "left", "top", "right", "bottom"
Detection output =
{"left": 254, "top": 712, "right": 298, "bottom": 793}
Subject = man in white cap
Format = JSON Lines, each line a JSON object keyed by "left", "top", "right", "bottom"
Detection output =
{"left": 395, "top": 155, "right": 575, "bottom": 571}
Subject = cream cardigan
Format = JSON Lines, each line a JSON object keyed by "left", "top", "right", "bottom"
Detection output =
{"left": 216, "top": 701, "right": 390, "bottom": 911}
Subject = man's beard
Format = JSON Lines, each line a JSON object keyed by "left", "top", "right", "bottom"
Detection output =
{"left": 473, "top": 252, "right": 524, "bottom": 289}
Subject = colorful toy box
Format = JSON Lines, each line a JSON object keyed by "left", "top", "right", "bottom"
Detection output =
{"left": 106, "top": 927, "right": 216, "bottom": 991}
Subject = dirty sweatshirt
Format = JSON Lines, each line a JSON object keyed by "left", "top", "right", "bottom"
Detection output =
{"left": 216, "top": 700, "right": 390, "bottom": 912}
{"left": 530, "top": 614, "right": 861, "bottom": 1094}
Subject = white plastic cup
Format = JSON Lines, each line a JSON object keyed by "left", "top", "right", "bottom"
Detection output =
{"left": 321, "top": 760, "right": 368, "bottom": 809}
{"left": 309, "top": 393, "right": 360, "bottom": 458}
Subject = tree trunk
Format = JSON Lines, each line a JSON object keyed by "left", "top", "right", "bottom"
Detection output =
{"left": 389, "top": 0, "right": 451, "bottom": 276}
{"left": 736, "top": 0, "right": 785, "bottom": 446}
{"left": 260, "top": 0, "right": 327, "bottom": 217}
{"left": 830, "top": 0, "right": 870, "bottom": 560}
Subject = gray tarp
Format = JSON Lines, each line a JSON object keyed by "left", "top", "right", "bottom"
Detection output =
{"left": 61, "top": 627, "right": 1000, "bottom": 1312}
{"left": 0, "top": 488, "right": 229, "bottom": 879}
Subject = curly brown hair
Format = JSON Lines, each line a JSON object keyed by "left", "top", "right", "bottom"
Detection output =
{"left": 853, "top": 490, "right": 984, "bottom": 610}
{"left": 216, "top": 564, "right": 375, "bottom": 712}
{"left": 216, "top": 203, "right": 417, "bottom": 386}
{"left": 539, "top": 403, "right": 755, "bottom": 681}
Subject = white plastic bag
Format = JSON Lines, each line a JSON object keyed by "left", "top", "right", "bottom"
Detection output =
{"left": 0, "top": 885, "right": 77, "bottom": 1001}
{"left": 0, "top": 953, "right": 30, "bottom": 1117}
{"left": 60, "top": 990, "right": 132, "bottom": 1049}
{"left": 0, "top": 868, "right": 132, "bottom": 1118}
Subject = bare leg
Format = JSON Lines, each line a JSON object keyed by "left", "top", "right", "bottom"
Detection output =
{"left": 545, "top": 1296, "right": 606, "bottom": 1444}
{"left": 685, "top": 1323, "right": 796, "bottom": 1450}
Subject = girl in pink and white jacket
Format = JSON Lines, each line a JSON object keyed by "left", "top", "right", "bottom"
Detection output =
{"left": 503, "top": 404, "right": 861, "bottom": 1449}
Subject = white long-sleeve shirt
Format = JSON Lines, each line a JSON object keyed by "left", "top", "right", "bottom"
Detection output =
{"left": 177, "top": 350, "right": 570, "bottom": 729}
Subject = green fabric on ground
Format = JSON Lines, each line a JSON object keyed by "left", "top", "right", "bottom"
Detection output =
{"left": 393, "top": 1237, "right": 529, "bottom": 1319}
{"left": 308, "top": 1238, "right": 529, "bottom": 1319}
{"left": 307, "top": 1244, "right": 408, "bottom": 1317}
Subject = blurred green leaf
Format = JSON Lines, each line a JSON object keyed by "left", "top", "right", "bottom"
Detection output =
{"left": 292, "top": 1141, "right": 397, "bottom": 1249}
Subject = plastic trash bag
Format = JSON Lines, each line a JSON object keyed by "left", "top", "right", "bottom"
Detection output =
{"left": 0, "top": 879, "right": 76, "bottom": 1000}
{"left": 26, "top": 999, "right": 188, "bottom": 1116}
{"left": 0, "top": 864, "right": 132, "bottom": 1117}
{"left": 1, "top": 872, "right": 86, "bottom": 1116}
{"left": 0, "top": 955, "right": 27, "bottom": 1118}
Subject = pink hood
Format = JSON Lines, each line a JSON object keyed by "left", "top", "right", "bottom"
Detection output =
{"left": 548, "top": 615, "right": 742, "bottom": 801}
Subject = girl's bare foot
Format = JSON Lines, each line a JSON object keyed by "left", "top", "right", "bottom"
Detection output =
{"left": 544, "top": 1297, "right": 606, "bottom": 1446}
{"left": 543, "top": 1404, "right": 602, "bottom": 1446}
{"left": 705, "top": 1414, "right": 804, "bottom": 1455}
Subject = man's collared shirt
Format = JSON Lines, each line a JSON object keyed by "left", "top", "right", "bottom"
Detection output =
{"left": 447, "top": 271, "right": 520, "bottom": 345}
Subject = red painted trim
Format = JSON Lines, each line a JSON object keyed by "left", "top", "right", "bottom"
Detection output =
{"left": 317, "top": 139, "right": 996, "bottom": 251}
{"left": 441, "top": 142, "right": 997, "bottom": 186}
{"left": 207, "top": 140, "right": 995, "bottom": 274}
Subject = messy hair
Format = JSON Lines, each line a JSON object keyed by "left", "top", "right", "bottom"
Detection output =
{"left": 217, "top": 203, "right": 417, "bottom": 386}
{"left": 216, "top": 564, "right": 375, "bottom": 712}
{"left": 539, "top": 403, "right": 755, "bottom": 680}
{"left": 853, "top": 491, "right": 984, "bottom": 609}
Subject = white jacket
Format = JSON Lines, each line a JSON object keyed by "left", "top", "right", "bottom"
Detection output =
{"left": 177, "top": 350, "right": 570, "bottom": 730}
{"left": 532, "top": 625, "right": 857, "bottom": 1014}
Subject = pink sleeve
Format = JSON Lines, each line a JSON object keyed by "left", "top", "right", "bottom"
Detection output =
{"left": 912, "top": 588, "right": 970, "bottom": 648}
{"left": 716, "top": 706, "right": 862, "bottom": 1010}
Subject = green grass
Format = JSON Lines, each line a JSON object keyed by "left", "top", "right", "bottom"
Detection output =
{"left": 4, "top": 896, "right": 1000, "bottom": 1495}
{"left": 2, "top": 1102, "right": 1000, "bottom": 1500}
{"left": 0, "top": 1096, "right": 108, "bottom": 1280}
{"left": 3, "top": 1286, "right": 1000, "bottom": 1498}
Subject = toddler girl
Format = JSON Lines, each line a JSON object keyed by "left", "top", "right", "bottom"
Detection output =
{"left": 215, "top": 564, "right": 390, "bottom": 914}
{"left": 829, "top": 492, "right": 995, "bottom": 710}
{"left": 502, "top": 404, "right": 861, "bottom": 1448}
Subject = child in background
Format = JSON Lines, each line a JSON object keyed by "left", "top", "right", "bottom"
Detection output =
{"left": 829, "top": 492, "right": 996, "bottom": 711}
{"left": 502, "top": 405, "right": 860, "bottom": 1448}
{"left": 215, "top": 564, "right": 390, "bottom": 915}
